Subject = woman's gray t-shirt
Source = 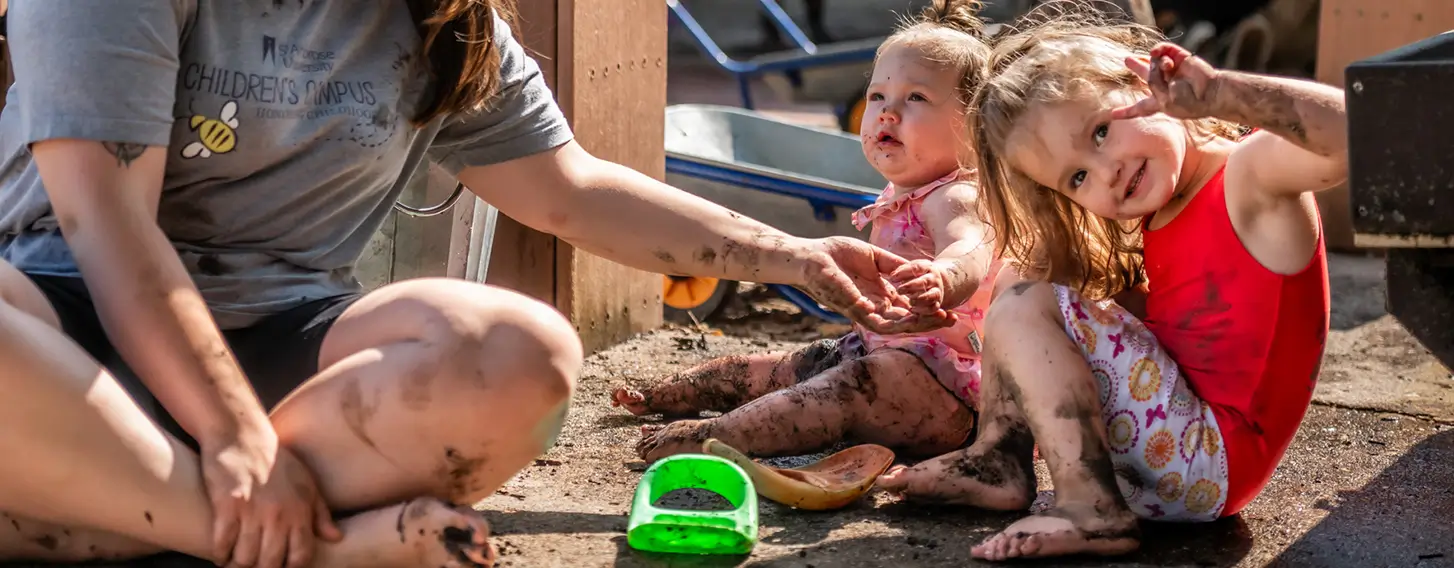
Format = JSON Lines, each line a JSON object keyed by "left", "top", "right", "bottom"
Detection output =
{"left": 0, "top": 1, "right": 574, "bottom": 329}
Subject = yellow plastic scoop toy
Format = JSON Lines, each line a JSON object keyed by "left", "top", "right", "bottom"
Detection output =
{"left": 701, "top": 438, "right": 895, "bottom": 511}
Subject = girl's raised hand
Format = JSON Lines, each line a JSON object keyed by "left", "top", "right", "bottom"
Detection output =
{"left": 1112, "top": 42, "right": 1223, "bottom": 121}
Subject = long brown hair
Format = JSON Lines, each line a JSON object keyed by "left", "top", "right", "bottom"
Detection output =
{"left": 408, "top": 0, "right": 519, "bottom": 125}
{"left": 969, "top": 1, "right": 1239, "bottom": 299}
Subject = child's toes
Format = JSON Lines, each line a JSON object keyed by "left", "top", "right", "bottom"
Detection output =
{"left": 610, "top": 387, "right": 648, "bottom": 411}
{"left": 634, "top": 430, "right": 660, "bottom": 459}
{"left": 875, "top": 465, "right": 912, "bottom": 494}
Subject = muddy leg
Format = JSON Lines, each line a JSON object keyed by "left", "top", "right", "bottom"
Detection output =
{"left": 875, "top": 376, "right": 1038, "bottom": 511}
{"left": 612, "top": 339, "right": 846, "bottom": 416}
{"left": 635, "top": 349, "right": 972, "bottom": 462}
{"left": 967, "top": 283, "right": 1140, "bottom": 561}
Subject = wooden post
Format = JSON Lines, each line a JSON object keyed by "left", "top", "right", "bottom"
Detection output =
{"left": 482, "top": 1, "right": 562, "bottom": 304}
{"left": 1316, "top": 0, "right": 1454, "bottom": 251}
{"left": 493, "top": 0, "right": 666, "bottom": 354}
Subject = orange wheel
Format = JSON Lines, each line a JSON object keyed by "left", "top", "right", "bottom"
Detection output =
{"left": 663, "top": 275, "right": 721, "bottom": 309}
{"left": 662, "top": 275, "right": 738, "bottom": 323}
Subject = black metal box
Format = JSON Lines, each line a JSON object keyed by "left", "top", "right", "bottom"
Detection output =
{"left": 1346, "top": 31, "right": 1454, "bottom": 242}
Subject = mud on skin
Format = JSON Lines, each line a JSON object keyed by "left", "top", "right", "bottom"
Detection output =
{"left": 635, "top": 340, "right": 846, "bottom": 416}
{"left": 950, "top": 416, "right": 1037, "bottom": 501}
{"left": 787, "top": 339, "right": 848, "bottom": 383}
{"left": 340, "top": 377, "right": 384, "bottom": 454}
{"left": 647, "top": 355, "right": 757, "bottom": 415}
{"left": 835, "top": 359, "right": 878, "bottom": 406}
{"left": 636, "top": 356, "right": 882, "bottom": 461}
{"left": 441, "top": 447, "right": 490, "bottom": 503}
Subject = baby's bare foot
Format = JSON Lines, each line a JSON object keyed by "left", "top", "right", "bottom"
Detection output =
{"left": 971, "top": 502, "right": 1140, "bottom": 561}
{"left": 635, "top": 421, "right": 714, "bottom": 462}
{"left": 324, "top": 497, "right": 496, "bottom": 567}
{"left": 610, "top": 386, "right": 652, "bottom": 416}
{"left": 876, "top": 445, "right": 1034, "bottom": 510}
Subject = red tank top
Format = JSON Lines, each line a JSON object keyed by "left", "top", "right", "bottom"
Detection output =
{"left": 1141, "top": 166, "right": 1330, "bottom": 517}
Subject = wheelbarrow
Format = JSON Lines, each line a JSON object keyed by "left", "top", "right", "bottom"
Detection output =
{"left": 660, "top": 104, "right": 886, "bottom": 324}
{"left": 667, "top": 0, "right": 886, "bottom": 133}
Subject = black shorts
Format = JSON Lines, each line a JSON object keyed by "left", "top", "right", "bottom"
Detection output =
{"left": 27, "top": 274, "right": 361, "bottom": 449}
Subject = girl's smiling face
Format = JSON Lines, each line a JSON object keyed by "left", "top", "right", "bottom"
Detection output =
{"left": 1003, "top": 91, "right": 1193, "bottom": 221}
{"left": 860, "top": 44, "right": 968, "bottom": 188}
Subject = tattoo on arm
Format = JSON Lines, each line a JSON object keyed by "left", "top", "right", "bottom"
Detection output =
{"left": 101, "top": 142, "right": 147, "bottom": 168}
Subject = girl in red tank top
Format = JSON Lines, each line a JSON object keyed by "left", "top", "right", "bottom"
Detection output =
{"left": 870, "top": 11, "right": 1345, "bottom": 562}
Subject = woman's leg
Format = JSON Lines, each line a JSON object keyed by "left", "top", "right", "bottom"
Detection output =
{"left": 0, "top": 269, "right": 497, "bottom": 566}
{"left": 0, "top": 260, "right": 176, "bottom": 562}
{"left": 634, "top": 348, "right": 974, "bottom": 462}
{"left": 0, "top": 268, "right": 577, "bottom": 565}
{"left": 269, "top": 277, "right": 581, "bottom": 512}
{"left": 610, "top": 338, "right": 847, "bottom": 416}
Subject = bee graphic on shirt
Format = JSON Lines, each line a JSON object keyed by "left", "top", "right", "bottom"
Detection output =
{"left": 182, "top": 100, "right": 240, "bottom": 159}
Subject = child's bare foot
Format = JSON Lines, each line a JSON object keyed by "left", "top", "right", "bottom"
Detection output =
{"left": 635, "top": 421, "right": 713, "bottom": 462}
{"left": 876, "top": 432, "right": 1035, "bottom": 510}
{"left": 970, "top": 503, "right": 1140, "bottom": 561}
{"left": 610, "top": 386, "right": 653, "bottom": 416}
{"left": 325, "top": 497, "right": 497, "bottom": 567}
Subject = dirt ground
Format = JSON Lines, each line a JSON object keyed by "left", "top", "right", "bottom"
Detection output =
{"left": 465, "top": 251, "right": 1454, "bottom": 568}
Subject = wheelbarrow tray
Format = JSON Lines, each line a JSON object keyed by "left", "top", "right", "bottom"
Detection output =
{"left": 664, "top": 104, "right": 885, "bottom": 241}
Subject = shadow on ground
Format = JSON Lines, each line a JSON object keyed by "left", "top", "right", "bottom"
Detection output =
{"left": 595, "top": 497, "right": 1256, "bottom": 568}
{"left": 1271, "top": 429, "right": 1454, "bottom": 567}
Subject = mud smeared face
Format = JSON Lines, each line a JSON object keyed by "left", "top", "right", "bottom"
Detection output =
{"left": 860, "top": 43, "right": 968, "bottom": 188}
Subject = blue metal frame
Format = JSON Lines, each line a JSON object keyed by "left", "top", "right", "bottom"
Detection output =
{"left": 665, "top": 0, "right": 880, "bottom": 109}
{"left": 768, "top": 284, "right": 850, "bottom": 324}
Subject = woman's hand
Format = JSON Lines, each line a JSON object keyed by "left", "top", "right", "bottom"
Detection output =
{"left": 1113, "top": 42, "right": 1223, "bottom": 121}
{"left": 795, "top": 237, "right": 903, "bottom": 326}
{"left": 202, "top": 424, "right": 342, "bottom": 568}
{"left": 795, "top": 238, "right": 956, "bottom": 334}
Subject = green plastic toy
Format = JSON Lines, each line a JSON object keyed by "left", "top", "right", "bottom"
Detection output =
{"left": 626, "top": 454, "right": 759, "bottom": 556}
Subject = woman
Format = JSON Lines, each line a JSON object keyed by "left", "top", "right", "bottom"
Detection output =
{"left": 0, "top": 1, "right": 938, "bottom": 567}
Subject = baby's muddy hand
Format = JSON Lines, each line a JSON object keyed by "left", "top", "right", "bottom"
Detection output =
{"left": 610, "top": 387, "right": 651, "bottom": 416}
{"left": 635, "top": 421, "right": 711, "bottom": 462}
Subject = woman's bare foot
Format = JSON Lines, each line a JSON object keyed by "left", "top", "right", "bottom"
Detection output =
{"left": 325, "top": 497, "right": 496, "bottom": 567}
{"left": 970, "top": 503, "right": 1140, "bottom": 561}
{"left": 610, "top": 387, "right": 653, "bottom": 416}
{"left": 635, "top": 421, "right": 714, "bottom": 462}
